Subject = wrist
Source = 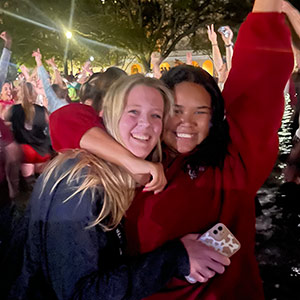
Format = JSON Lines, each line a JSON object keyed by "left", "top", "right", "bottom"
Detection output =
{"left": 225, "top": 43, "right": 234, "bottom": 47}
{"left": 212, "top": 43, "right": 218, "bottom": 47}
{"left": 122, "top": 154, "right": 142, "bottom": 173}
{"left": 4, "top": 42, "right": 12, "bottom": 50}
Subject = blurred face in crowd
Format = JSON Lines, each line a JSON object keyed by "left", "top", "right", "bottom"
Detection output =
{"left": 119, "top": 84, "right": 164, "bottom": 159}
{"left": 1, "top": 82, "right": 13, "bottom": 100}
{"left": 163, "top": 81, "right": 212, "bottom": 154}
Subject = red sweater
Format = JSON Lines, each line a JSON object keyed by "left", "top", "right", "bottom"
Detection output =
{"left": 49, "top": 12, "right": 293, "bottom": 300}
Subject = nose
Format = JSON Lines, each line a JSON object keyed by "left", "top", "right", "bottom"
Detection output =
{"left": 180, "top": 111, "right": 195, "bottom": 124}
{"left": 137, "top": 113, "right": 151, "bottom": 127}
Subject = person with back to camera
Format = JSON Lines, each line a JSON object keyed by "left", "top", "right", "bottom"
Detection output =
{"left": 5, "top": 81, "right": 52, "bottom": 184}
{"left": 8, "top": 74, "right": 230, "bottom": 300}
{"left": 49, "top": 0, "right": 294, "bottom": 298}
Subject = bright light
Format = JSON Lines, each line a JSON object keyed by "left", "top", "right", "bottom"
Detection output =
{"left": 66, "top": 31, "right": 72, "bottom": 39}
{"left": 89, "top": 56, "right": 94, "bottom": 62}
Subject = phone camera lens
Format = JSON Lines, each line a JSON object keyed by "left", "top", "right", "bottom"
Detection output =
{"left": 218, "top": 226, "right": 223, "bottom": 231}
{"left": 213, "top": 230, "right": 218, "bottom": 235}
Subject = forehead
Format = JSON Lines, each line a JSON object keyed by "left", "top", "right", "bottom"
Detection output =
{"left": 2, "top": 82, "right": 12, "bottom": 89}
{"left": 126, "top": 84, "right": 164, "bottom": 109}
{"left": 174, "top": 81, "right": 211, "bottom": 108}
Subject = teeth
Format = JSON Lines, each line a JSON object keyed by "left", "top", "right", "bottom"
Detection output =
{"left": 132, "top": 134, "right": 149, "bottom": 141}
{"left": 176, "top": 133, "right": 193, "bottom": 138}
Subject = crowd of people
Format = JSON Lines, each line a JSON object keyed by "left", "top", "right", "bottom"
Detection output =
{"left": 0, "top": 0, "right": 299, "bottom": 299}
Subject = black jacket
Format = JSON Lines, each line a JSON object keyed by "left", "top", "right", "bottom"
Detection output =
{"left": 10, "top": 158, "right": 189, "bottom": 300}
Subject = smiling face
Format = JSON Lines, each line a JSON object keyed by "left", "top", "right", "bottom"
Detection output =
{"left": 1, "top": 82, "right": 13, "bottom": 100}
{"left": 163, "top": 81, "right": 212, "bottom": 154}
{"left": 119, "top": 84, "right": 164, "bottom": 159}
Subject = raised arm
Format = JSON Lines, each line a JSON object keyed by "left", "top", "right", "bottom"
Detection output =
{"left": 45, "top": 57, "right": 64, "bottom": 88}
{"left": 220, "top": 26, "right": 234, "bottom": 72}
{"left": 0, "top": 32, "right": 12, "bottom": 90}
{"left": 151, "top": 52, "right": 162, "bottom": 79}
{"left": 207, "top": 24, "right": 224, "bottom": 78}
{"left": 33, "top": 49, "right": 68, "bottom": 113}
{"left": 186, "top": 52, "right": 193, "bottom": 66}
{"left": 223, "top": 0, "right": 294, "bottom": 189}
{"left": 19, "top": 64, "right": 31, "bottom": 82}
{"left": 77, "top": 60, "right": 93, "bottom": 84}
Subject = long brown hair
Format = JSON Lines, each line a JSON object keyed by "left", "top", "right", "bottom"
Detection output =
{"left": 18, "top": 82, "right": 36, "bottom": 123}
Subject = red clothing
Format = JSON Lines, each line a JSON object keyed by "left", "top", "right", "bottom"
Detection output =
{"left": 21, "top": 144, "right": 51, "bottom": 163}
{"left": 126, "top": 13, "right": 293, "bottom": 300}
{"left": 0, "top": 99, "right": 14, "bottom": 108}
{"left": 49, "top": 13, "right": 293, "bottom": 300}
{"left": 49, "top": 103, "right": 103, "bottom": 151}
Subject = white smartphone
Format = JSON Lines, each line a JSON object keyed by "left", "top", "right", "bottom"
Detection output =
{"left": 218, "top": 26, "right": 229, "bottom": 38}
{"left": 185, "top": 223, "right": 241, "bottom": 283}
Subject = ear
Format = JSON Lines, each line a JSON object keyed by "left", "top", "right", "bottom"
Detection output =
{"left": 99, "top": 110, "right": 103, "bottom": 117}
{"left": 84, "top": 99, "right": 93, "bottom": 106}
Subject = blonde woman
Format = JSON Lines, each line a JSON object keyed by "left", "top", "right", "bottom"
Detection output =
{"left": 10, "top": 75, "right": 229, "bottom": 300}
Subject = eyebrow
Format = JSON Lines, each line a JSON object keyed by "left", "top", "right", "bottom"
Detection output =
{"left": 174, "top": 104, "right": 211, "bottom": 109}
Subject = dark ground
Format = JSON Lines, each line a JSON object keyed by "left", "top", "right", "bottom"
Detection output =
{"left": 256, "top": 179, "right": 300, "bottom": 300}
{"left": 255, "top": 96, "right": 300, "bottom": 300}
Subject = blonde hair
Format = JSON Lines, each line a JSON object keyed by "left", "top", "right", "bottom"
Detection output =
{"left": 18, "top": 82, "right": 36, "bottom": 123}
{"left": 43, "top": 74, "right": 174, "bottom": 231}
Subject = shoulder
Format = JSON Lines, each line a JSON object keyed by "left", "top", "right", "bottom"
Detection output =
{"left": 34, "top": 104, "right": 46, "bottom": 112}
{"left": 34, "top": 156, "right": 103, "bottom": 222}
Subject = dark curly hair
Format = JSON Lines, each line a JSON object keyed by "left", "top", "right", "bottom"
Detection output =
{"left": 161, "top": 65, "right": 230, "bottom": 174}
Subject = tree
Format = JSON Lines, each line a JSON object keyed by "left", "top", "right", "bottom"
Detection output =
{"left": 8, "top": 0, "right": 300, "bottom": 72}
{"left": 75, "top": 0, "right": 254, "bottom": 71}
{"left": 0, "top": 0, "right": 129, "bottom": 72}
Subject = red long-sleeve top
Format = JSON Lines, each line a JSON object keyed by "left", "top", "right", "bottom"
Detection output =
{"left": 49, "top": 12, "right": 293, "bottom": 300}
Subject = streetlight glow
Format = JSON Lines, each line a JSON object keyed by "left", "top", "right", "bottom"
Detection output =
{"left": 66, "top": 31, "right": 72, "bottom": 39}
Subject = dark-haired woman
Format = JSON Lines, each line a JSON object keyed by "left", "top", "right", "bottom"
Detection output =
{"left": 49, "top": 0, "right": 294, "bottom": 298}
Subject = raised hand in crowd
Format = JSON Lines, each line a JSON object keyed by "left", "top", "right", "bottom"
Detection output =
{"left": 19, "top": 64, "right": 31, "bottom": 81}
{"left": 33, "top": 49, "right": 68, "bottom": 113}
{"left": 207, "top": 24, "right": 218, "bottom": 45}
{"left": 219, "top": 26, "right": 233, "bottom": 46}
{"left": 151, "top": 51, "right": 162, "bottom": 79}
{"left": 186, "top": 52, "right": 193, "bottom": 65}
{"left": 46, "top": 56, "right": 65, "bottom": 88}
{"left": 32, "top": 48, "right": 42, "bottom": 67}
{"left": 0, "top": 32, "right": 12, "bottom": 50}
{"left": 207, "top": 24, "right": 224, "bottom": 86}
{"left": 219, "top": 26, "right": 234, "bottom": 71}
{"left": 76, "top": 60, "right": 92, "bottom": 84}
{"left": 45, "top": 57, "right": 56, "bottom": 69}
{"left": 82, "top": 60, "right": 93, "bottom": 75}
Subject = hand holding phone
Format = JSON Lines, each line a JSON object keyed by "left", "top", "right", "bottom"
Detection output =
{"left": 185, "top": 223, "right": 240, "bottom": 283}
{"left": 218, "top": 26, "right": 229, "bottom": 38}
